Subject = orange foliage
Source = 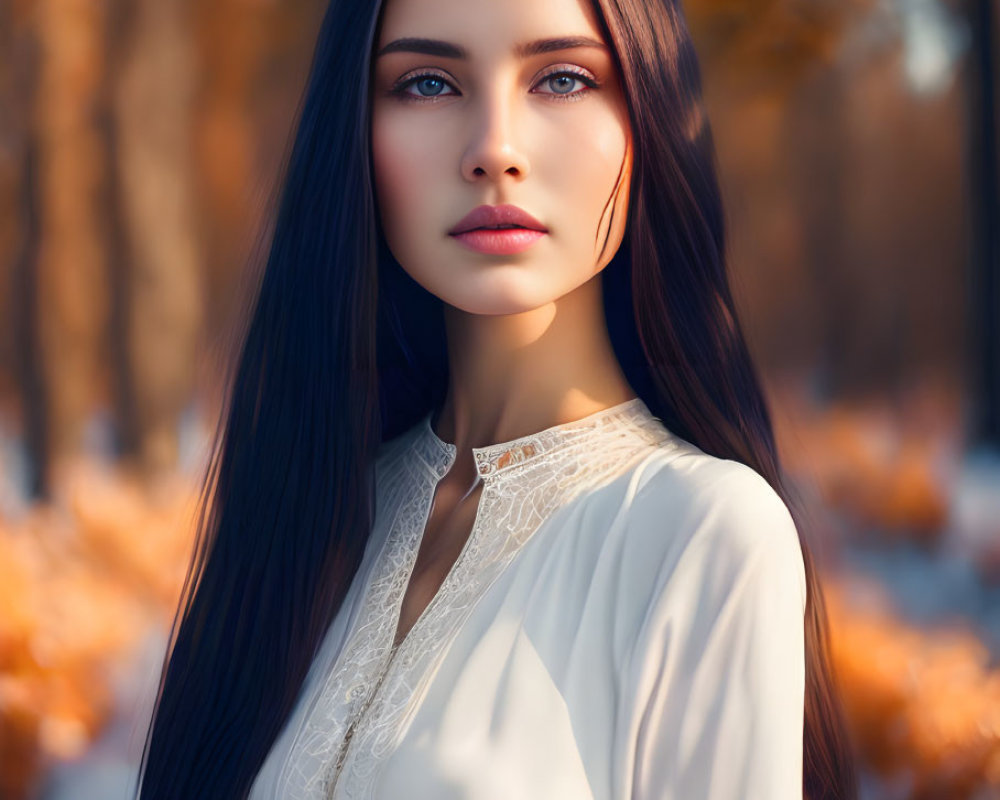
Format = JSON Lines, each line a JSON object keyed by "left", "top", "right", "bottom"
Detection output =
{"left": 773, "top": 384, "right": 957, "bottom": 541}
{"left": 0, "top": 461, "right": 197, "bottom": 800}
{"left": 826, "top": 576, "right": 1000, "bottom": 797}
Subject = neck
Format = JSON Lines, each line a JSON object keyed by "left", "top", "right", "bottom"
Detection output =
{"left": 435, "top": 273, "right": 636, "bottom": 454}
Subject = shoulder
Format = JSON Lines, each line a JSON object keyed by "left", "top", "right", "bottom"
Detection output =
{"left": 628, "top": 435, "right": 797, "bottom": 545}
{"left": 619, "top": 435, "right": 806, "bottom": 610}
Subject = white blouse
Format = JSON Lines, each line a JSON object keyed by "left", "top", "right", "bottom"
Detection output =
{"left": 248, "top": 397, "right": 807, "bottom": 800}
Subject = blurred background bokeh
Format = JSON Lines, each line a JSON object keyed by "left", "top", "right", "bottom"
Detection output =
{"left": 0, "top": 0, "right": 998, "bottom": 797}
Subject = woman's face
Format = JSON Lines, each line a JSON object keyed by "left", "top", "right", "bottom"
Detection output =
{"left": 371, "top": 0, "right": 633, "bottom": 316}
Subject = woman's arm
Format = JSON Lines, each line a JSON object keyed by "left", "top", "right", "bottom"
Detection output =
{"left": 629, "top": 466, "right": 807, "bottom": 800}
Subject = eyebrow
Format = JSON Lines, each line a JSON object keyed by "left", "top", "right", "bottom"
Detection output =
{"left": 375, "top": 35, "right": 608, "bottom": 60}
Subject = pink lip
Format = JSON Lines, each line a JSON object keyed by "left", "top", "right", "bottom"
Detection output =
{"left": 451, "top": 228, "right": 546, "bottom": 255}
{"left": 448, "top": 203, "right": 548, "bottom": 255}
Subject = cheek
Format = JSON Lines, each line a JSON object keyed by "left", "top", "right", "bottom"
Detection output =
{"left": 547, "top": 110, "right": 627, "bottom": 212}
{"left": 372, "top": 113, "right": 435, "bottom": 232}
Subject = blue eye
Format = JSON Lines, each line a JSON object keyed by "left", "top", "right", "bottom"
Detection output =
{"left": 539, "top": 73, "right": 589, "bottom": 96}
{"left": 390, "top": 73, "right": 457, "bottom": 101}
{"left": 408, "top": 75, "right": 454, "bottom": 98}
{"left": 532, "top": 70, "right": 600, "bottom": 102}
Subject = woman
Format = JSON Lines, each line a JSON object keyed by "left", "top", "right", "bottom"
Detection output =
{"left": 133, "top": 0, "right": 859, "bottom": 797}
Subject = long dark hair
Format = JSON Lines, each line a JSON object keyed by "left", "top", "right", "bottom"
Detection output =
{"left": 133, "top": 0, "right": 859, "bottom": 797}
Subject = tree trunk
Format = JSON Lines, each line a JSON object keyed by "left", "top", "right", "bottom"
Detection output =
{"left": 111, "top": 0, "right": 202, "bottom": 477}
{"left": 32, "top": 0, "right": 111, "bottom": 489}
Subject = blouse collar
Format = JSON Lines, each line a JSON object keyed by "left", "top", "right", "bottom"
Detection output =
{"left": 412, "top": 396, "right": 657, "bottom": 480}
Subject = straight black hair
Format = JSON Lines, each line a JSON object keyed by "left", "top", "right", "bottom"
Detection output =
{"left": 133, "top": 0, "right": 859, "bottom": 796}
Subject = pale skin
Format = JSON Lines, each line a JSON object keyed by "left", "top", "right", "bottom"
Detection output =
{"left": 370, "top": 0, "right": 636, "bottom": 647}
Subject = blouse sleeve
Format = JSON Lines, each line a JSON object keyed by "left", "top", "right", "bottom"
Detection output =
{"left": 629, "top": 465, "right": 807, "bottom": 800}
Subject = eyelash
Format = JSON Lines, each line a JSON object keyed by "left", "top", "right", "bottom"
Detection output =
{"left": 389, "top": 67, "right": 600, "bottom": 104}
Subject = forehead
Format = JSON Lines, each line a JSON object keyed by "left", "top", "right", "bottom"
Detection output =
{"left": 375, "top": 0, "right": 606, "bottom": 56}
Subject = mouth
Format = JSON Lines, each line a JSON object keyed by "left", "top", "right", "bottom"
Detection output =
{"left": 448, "top": 204, "right": 548, "bottom": 255}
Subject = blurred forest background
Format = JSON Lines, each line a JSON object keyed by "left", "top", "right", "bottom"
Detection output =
{"left": 0, "top": 0, "right": 998, "bottom": 798}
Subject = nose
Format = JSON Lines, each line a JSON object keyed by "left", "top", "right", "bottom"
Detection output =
{"left": 460, "top": 90, "right": 530, "bottom": 183}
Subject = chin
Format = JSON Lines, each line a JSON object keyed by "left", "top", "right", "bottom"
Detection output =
{"left": 441, "top": 287, "right": 550, "bottom": 317}
{"left": 433, "top": 273, "right": 561, "bottom": 317}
